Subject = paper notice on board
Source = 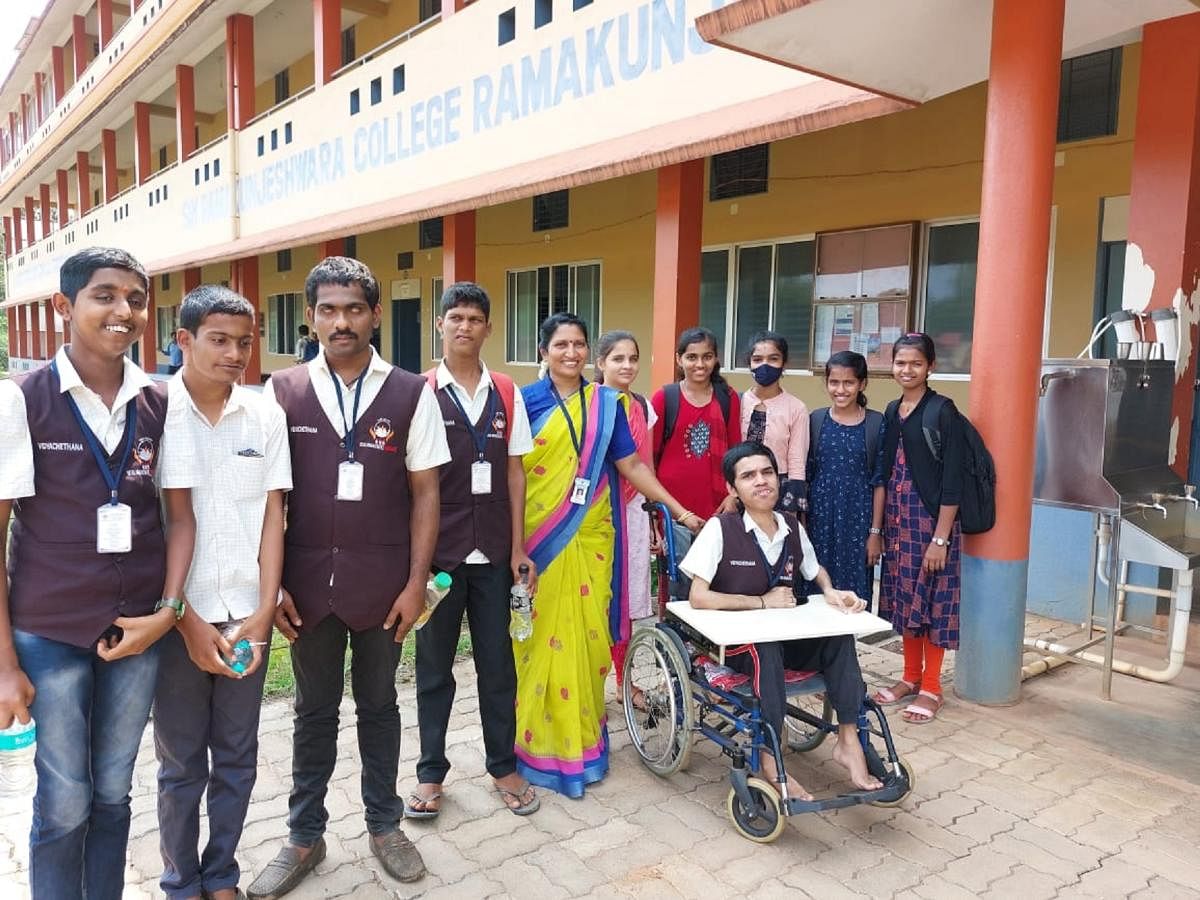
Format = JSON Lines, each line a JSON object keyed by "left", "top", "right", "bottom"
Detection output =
{"left": 834, "top": 305, "right": 854, "bottom": 336}
{"left": 850, "top": 334, "right": 868, "bottom": 354}
{"left": 881, "top": 326, "right": 902, "bottom": 343}
{"left": 861, "top": 302, "right": 879, "bottom": 334}
{"left": 814, "top": 306, "right": 834, "bottom": 361}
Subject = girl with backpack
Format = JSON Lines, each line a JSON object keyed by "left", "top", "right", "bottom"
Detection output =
{"left": 739, "top": 331, "right": 810, "bottom": 513}
{"left": 873, "top": 333, "right": 964, "bottom": 724}
{"left": 594, "top": 330, "right": 656, "bottom": 702}
{"left": 651, "top": 327, "right": 742, "bottom": 523}
{"left": 806, "top": 350, "right": 885, "bottom": 601}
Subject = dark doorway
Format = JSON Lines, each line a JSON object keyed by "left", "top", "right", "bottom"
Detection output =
{"left": 391, "top": 299, "right": 421, "bottom": 373}
{"left": 1093, "top": 239, "right": 1125, "bottom": 360}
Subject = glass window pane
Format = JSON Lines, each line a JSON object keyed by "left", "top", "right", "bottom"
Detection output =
{"left": 516, "top": 269, "right": 539, "bottom": 363}
{"left": 573, "top": 264, "right": 601, "bottom": 336}
{"left": 733, "top": 245, "right": 773, "bottom": 364}
{"left": 772, "top": 241, "right": 815, "bottom": 370}
{"left": 537, "top": 267, "right": 551, "bottom": 324}
{"left": 923, "top": 222, "right": 979, "bottom": 374}
{"left": 700, "top": 250, "right": 730, "bottom": 357}
{"left": 552, "top": 265, "right": 570, "bottom": 315}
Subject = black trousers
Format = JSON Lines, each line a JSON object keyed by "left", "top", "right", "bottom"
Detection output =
{"left": 415, "top": 562, "right": 517, "bottom": 783}
{"left": 287, "top": 614, "right": 403, "bottom": 845}
{"left": 726, "top": 635, "right": 865, "bottom": 742}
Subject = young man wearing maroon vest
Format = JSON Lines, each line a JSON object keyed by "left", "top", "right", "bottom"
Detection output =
{"left": 249, "top": 257, "right": 449, "bottom": 897}
{"left": 679, "top": 441, "right": 883, "bottom": 801}
{"left": 0, "top": 247, "right": 196, "bottom": 900}
{"left": 405, "top": 282, "right": 539, "bottom": 820}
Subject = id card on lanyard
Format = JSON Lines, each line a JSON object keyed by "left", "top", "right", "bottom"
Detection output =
{"left": 445, "top": 383, "right": 497, "bottom": 496}
{"left": 753, "top": 537, "right": 791, "bottom": 590}
{"left": 52, "top": 360, "right": 138, "bottom": 554}
{"left": 331, "top": 368, "right": 367, "bottom": 501}
{"left": 551, "top": 384, "right": 589, "bottom": 505}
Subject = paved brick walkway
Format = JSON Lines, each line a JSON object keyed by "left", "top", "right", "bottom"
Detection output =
{"left": 2, "top": 636, "right": 1199, "bottom": 899}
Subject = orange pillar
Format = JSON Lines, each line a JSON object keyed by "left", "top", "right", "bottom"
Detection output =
{"left": 38, "top": 184, "right": 50, "bottom": 238}
{"left": 2, "top": 216, "right": 10, "bottom": 256}
{"left": 183, "top": 266, "right": 201, "bottom": 294}
{"left": 320, "top": 238, "right": 345, "bottom": 258}
{"left": 134, "top": 101, "right": 152, "bottom": 184}
{"left": 443, "top": 211, "right": 476, "bottom": 284}
{"left": 141, "top": 278, "right": 157, "bottom": 373}
{"left": 314, "top": 0, "right": 342, "bottom": 87}
{"left": 1124, "top": 13, "right": 1200, "bottom": 477}
{"left": 19, "top": 95, "right": 29, "bottom": 144}
{"left": 72, "top": 15, "right": 88, "bottom": 78}
{"left": 98, "top": 0, "right": 114, "bottom": 50}
{"left": 44, "top": 297, "right": 57, "bottom": 358}
{"left": 16, "top": 305, "right": 28, "bottom": 360}
{"left": 24, "top": 196, "right": 36, "bottom": 245}
{"left": 441, "top": 0, "right": 468, "bottom": 20}
{"left": 101, "top": 128, "right": 118, "bottom": 202}
{"left": 6, "top": 308, "right": 16, "bottom": 361}
{"left": 33, "top": 73, "right": 44, "bottom": 125}
{"left": 11, "top": 207, "right": 23, "bottom": 252}
{"left": 176, "top": 65, "right": 196, "bottom": 161}
{"left": 650, "top": 160, "right": 704, "bottom": 389}
{"left": 56, "top": 169, "right": 70, "bottom": 228}
{"left": 957, "top": 0, "right": 1065, "bottom": 705}
{"left": 232, "top": 257, "right": 262, "bottom": 383}
{"left": 225, "top": 15, "right": 255, "bottom": 131}
{"left": 76, "top": 150, "right": 92, "bottom": 215}
{"left": 51, "top": 47, "right": 65, "bottom": 104}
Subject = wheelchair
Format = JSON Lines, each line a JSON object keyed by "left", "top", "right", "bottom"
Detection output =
{"left": 621, "top": 503, "right": 915, "bottom": 843}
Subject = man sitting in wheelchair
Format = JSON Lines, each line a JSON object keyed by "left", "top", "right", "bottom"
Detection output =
{"left": 679, "top": 441, "right": 883, "bottom": 800}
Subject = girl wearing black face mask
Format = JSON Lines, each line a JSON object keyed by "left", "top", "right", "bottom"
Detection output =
{"left": 740, "top": 331, "right": 810, "bottom": 513}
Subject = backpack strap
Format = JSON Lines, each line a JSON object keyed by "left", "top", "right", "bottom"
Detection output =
{"left": 809, "top": 407, "right": 829, "bottom": 453}
{"left": 921, "top": 394, "right": 948, "bottom": 462}
{"left": 423, "top": 367, "right": 516, "bottom": 442}
{"left": 634, "top": 392, "right": 649, "bottom": 424}
{"left": 714, "top": 381, "right": 732, "bottom": 429}
{"left": 864, "top": 409, "right": 884, "bottom": 466}
{"left": 655, "top": 383, "right": 682, "bottom": 466}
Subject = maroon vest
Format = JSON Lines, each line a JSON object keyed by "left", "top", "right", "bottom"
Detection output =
{"left": 709, "top": 512, "right": 805, "bottom": 597}
{"left": 272, "top": 365, "right": 424, "bottom": 632}
{"left": 432, "top": 384, "right": 512, "bottom": 570}
{"left": 9, "top": 365, "right": 168, "bottom": 648}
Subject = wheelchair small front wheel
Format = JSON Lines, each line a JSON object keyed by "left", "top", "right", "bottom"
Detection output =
{"left": 870, "top": 757, "right": 916, "bottom": 808}
{"left": 622, "top": 627, "right": 694, "bottom": 776}
{"left": 727, "top": 778, "right": 785, "bottom": 843}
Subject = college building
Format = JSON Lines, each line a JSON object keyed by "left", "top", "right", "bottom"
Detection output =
{"left": 3, "top": 0, "right": 1200, "bottom": 701}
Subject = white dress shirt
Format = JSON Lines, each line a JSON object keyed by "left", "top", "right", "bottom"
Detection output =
{"left": 681, "top": 511, "right": 820, "bottom": 586}
{"left": 159, "top": 375, "right": 293, "bottom": 622}
{"left": 435, "top": 359, "right": 533, "bottom": 564}
{"left": 0, "top": 379, "right": 34, "bottom": 500}
{"left": 264, "top": 346, "right": 450, "bottom": 471}
{"left": 52, "top": 345, "right": 153, "bottom": 453}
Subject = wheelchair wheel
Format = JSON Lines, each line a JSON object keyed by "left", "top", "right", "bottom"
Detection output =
{"left": 785, "top": 692, "right": 832, "bottom": 752}
{"left": 727, "top": 777, "right": 785, "bottom": 843}
{"left": 870, "top": 756, "right": 915, "bottom": 808}
{"left": 622, "top": 627, "right": 694, "bottom": 776}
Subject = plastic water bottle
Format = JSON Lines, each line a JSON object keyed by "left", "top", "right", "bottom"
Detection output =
{"left": 414, "top": 572, "right": 453, "bottom": 630}
{"left": 509, "top": 564, "right": 533, "bottom": 642}
{"left": 0, "top": 719, "right": 36, "bottom": 799}
{"left": 218, "top": 621, "right": 255, "bottom": 674}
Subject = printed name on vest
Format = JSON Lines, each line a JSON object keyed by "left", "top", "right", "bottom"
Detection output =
{"left": 290, "top": 425, "right": 319, "bottom": 434}
{"left": 37, "top": 441, "right": 85, "bottom": 451}
{"left": 729, "top": 560, "right": 757, "bottom": 567}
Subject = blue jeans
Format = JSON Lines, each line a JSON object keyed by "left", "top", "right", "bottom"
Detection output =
{"left": 13, "top": 629, "right": 161, "bottom": 900}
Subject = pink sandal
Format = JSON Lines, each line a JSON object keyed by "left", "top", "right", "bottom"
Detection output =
{"left": 901, "top": 691, "right": 943, "bottom": 724}
{"left": 871, "top": 680, "right": 916, "bottom": 706}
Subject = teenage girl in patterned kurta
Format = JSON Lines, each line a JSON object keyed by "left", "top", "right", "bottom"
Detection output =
{"left": 873, "top": 333, "right": 963, "bottom": 724}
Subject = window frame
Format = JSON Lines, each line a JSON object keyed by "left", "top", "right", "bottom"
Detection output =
{"left": 429, "top": 275, "right": 445, "bottom": 361}
{"left": 505, "top": 259, "right": 602, "bottom": 365}
{"left": 266, "top": 292, "right": 305, "bottom": 356}
{"left": 915, "top": 215, "right": 980, "bottom": 380}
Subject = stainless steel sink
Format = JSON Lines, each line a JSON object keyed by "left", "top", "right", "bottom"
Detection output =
{"left": 1120, "top": 501, "right": 1200, "bottom": 569}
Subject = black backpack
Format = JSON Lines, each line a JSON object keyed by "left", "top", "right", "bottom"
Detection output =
{"left": 809, "top": 407, "right": 884, "bottom": 474}
{"left": 655, "top": 381, "right": 733, "bottom": 466}
{"left": 888, "top": 395, "right": 996, "bottom": 534}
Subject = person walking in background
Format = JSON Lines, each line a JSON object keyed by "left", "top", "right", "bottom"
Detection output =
{"left": 740, "top": 331, "right": 809, "bottom": 514}
{"left": 166, "top": 335, "right": 183, "bottom": 374}
{"left": 516, "top": 313, "right": 698, "bottom": 797}
{"left": 249, "top": 257, "right": 449, "bottom": 896}
{"left": 154, "top": 285, "right": 292, "bottom": 900}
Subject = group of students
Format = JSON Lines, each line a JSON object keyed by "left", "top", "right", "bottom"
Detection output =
{"left": 0, "top": 244, "right": 965, "bottom": 900}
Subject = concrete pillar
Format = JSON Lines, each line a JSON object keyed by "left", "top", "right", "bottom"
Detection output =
{"left": 134, "top": 101, "right": 152, "bottom": 184}
{"left": 72, "top": 15, "right": 88, "bottom": 78}
{"left": 650, "top": 160, "right": 704, "bottom": 388}
{"left": 320, "top": 238, "right": 345, "bottom": 258}
{"left": 956, "top": 0, "right": 1065, "bottom": 705}
{"left": 314, "top": 0, "right": 342, "bottom": 87}
{"left": 19, "top": 95, "right": 29, "bottom": 145}
{"left": 76, "top": 150, "right": 92, "bottom": 215}
{"left": 98, "top": 0, "right": 114, "bottom": 50}
{"left": 33, "top": 73, "right": 44, "bottom": 125}
{"left": 56, "top": 169, "right": 70, "bottom": 228}
{"left": 24, "top": 196, "right": 36, "bottom": 245}
{"left": 441, "top": 0, "right": 468, "bottom": 21}
{"left": 44, "top": 297, "right": 57, "bottom": 359}
{"left": 6, "top": 308, "right": 16, "bottom": 361}
{"left": 101, "top": 128, "right": 118, "bottom": 202}
{"left": 2, "top": 216, "right": 10, "bottom": 256}
{"left": 38, "top": 184, "right": 50, "bottom": 238}
{"left": 51, "top": 46, "right": 66, "bottom": 103}
{"left": 443, "top": 212, "right": 476, "bottom": 286}
{"left": 141, "top": 277, "right": 157, "bottom": 373}
{"left": 16, "top": 305, "right": 28, "bottom": 360}
{"left": 225, "top": 15, "right": 256, "bottom": 131}
{"left": 10, "top": 207, "right": 23, "bottom": 252}
{"left": 232, "top": 257, "right": 262, "bottom": 383}
{"left": 176, "top": 65, "right": 196, "bottom": 160}
{"left": 1123, "top": 13, "right": 1200, "bottom": 478}
{"left": 183, "top": 267, "right": 201, "bottom": 294}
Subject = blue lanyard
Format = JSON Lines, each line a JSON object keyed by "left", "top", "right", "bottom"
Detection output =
{"left": 550, "top": 383, "right": 587, "bottom": 459}
{"left": 330, "top": 367, "right": 367, "bottom": 461}
{"left": 444, "top": 383, "right": 498, "bottom": 461}
{"left": 753, "top": 535, "right": 790, "bottom": 589}
{"left": 51, "top": 360, "right": 138, "bottom": 506}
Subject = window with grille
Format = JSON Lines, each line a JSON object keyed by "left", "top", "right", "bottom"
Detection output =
{"left": 344, "top": 235, "right": 357, "bottom": 259}
{"left": 268, "top": 293, "right": 305, "bottom": 355}
{"left": 710, "top": 144, "right": 769, "bottom": 201}
{"left": 506, "top": 262, "right": 600, "bottom": 362}
{"left": 532, "top": 190, "right": 569, "bottom": 232}
{"left": 341, "top": 27, "right": 356, "bottom": 66}
{"left": 274, "top": 69, "right": 290, "bottom": 105}
{"left": 1058, "top": 48, "right": 1121, "bottom": 143}
{"left": 419, "top": 217, "right": 443, "bottom": 249}
{"left": 277, "top": 249, "right": 292, "bottom": 272}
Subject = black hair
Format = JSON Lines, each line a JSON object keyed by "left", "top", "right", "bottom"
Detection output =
{"left": 746, "top": 330, "right": 790, "bottom": 367}
{"left": 440, "top": 281, "right": 491, "bottom": 320}
{"left": 722, "top": 441, "right": 780, "bottom": 487}
{"left": 593, "top": 330, "right": 639, "bottom": 384}
{"left": 298, "top": 324, "right": 309, "bottom": 335}
{"left": 674, "top": 326, "right": 726, "bottom": 385}
{"left": 893, "top": 332, "right": 936, "bottom": 365}
{"left": 825, "top": 350, "right": 870, "bottom": 408}
{"left": 538, "top": 312, "right": 589, "bottom": 352}
{"left": 304, "top": 256, "right": 380, "bottom": 309}
{"left": 178, "top": 284, "right": 255, "bottom": 335}
{"left": 59, "top": 247, "right": 148, "bottom": 303}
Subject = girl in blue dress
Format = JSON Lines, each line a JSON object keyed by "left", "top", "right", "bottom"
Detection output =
{"left": 806, "top": 351, "right": 885, "bottom": 601}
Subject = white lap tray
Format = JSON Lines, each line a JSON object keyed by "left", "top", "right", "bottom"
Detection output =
{"left": 666, "top": 598, "right": 892, "bottom": 659}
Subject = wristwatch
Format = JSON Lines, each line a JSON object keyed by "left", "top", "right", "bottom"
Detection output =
{"left": 931, "top": 536, "right": 949, "bottom": 547}
{"left": 868, "top": 527, "right": 884, "bottom": 536}
{"left": 155, "top": 597, "right": 187, "bottom": 621}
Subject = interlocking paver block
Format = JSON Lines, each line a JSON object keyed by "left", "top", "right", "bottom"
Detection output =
{"left": 946, "top": 805, "right": 1018, "bottom": 844}
{"left": 983, "top": 863, "right": 1067, "bottom": 900}
{"left": 1073, "top": 857, "right": 1156, "bottom": 898}
{"left": 940, "top": 849, "right": 1016, "bottom": 893}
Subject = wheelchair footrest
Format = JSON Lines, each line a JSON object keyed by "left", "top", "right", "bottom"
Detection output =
{"left": 779, "top": 776, "right": 908, "bottom": 815}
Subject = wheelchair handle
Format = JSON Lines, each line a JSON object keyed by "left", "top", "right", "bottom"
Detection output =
{"left": 641, "top": 500, "right": 679, "bottom": 583}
